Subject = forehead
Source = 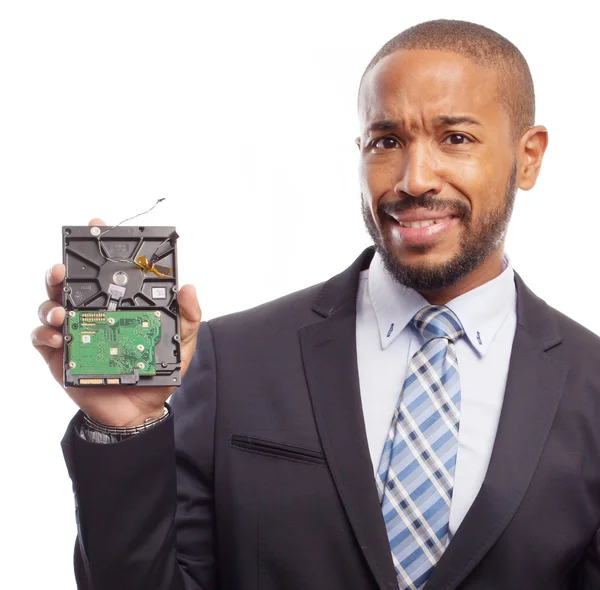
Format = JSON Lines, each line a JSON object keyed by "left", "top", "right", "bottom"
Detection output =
{"left": 359, "top": 49, "right": 506, "bottom": 129}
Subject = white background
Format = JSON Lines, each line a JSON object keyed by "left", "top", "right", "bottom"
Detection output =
{"left": 1, "top": 0, "right": 597, "bottom": 586}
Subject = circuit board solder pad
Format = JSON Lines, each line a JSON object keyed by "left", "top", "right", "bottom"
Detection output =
{"left": 67, "top": 311, "right": 162, "bottom": 377}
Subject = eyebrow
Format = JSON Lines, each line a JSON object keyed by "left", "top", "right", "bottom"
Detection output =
{"left": 366, "top": 115, "right": 483, "bottom": 135}
{"left": 366, "top": 120, "right": 399, "bottom": 134}
{"left": 433, "top": 115, "right": 483, "bottom": 127}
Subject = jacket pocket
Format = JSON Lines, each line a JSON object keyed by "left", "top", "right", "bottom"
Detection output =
{"left": 230, "top": 434, "right": 327, "bottom": 466}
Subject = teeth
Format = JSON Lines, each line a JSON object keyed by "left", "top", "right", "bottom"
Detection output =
{"left": 400, "top": 220, "right": 435, "bottom": 228}
{"left": 399, "top": 216, "right": 451, "bottom": 228}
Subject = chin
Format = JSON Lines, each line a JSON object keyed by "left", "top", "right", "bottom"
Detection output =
{"left": 377, "top": 242, "right": 475, "bottom": 292}
{"left": 386, "top": 239, "right": 460, "bottom": 267}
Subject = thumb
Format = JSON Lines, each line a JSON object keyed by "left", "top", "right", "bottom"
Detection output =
{"left": 88, "top": 218, "right": 106, "bottom": 227}
{"left": 178, "top": 284, "right": 202, "bottom": 344}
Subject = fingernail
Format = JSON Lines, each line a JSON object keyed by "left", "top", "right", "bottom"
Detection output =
{"left": 52, "top": 334, "right": 63, "bottom": 345}
{"left": 46, "top": 268, "right": 53, "bottom": 284}
{"left": 46, "top": 310, "right": 54, "bottom": 324}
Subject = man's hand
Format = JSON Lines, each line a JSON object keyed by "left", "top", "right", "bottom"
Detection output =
{"left": 31, "top": 218, "right": 202, "bottom": 427}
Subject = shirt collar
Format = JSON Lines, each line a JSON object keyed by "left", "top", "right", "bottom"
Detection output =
{"left": 368, "top": 251, "right": 516, "bottom": 357}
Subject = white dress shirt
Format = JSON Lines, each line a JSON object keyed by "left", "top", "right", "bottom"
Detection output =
{"left": 356, "top": 251, "right": 517, "bottom": 538}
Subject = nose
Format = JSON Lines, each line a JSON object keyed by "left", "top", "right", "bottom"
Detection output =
{"left": 393, "top": 142, "right": 442, "bottom": 198}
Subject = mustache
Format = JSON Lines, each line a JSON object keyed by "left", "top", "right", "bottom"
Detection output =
{"left": 377, "top": 194, "right": 471, "bottom": 221}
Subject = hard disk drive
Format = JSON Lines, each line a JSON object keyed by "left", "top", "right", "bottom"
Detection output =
{"left": 62, "top": 225, "right": 181, "bottom": 387}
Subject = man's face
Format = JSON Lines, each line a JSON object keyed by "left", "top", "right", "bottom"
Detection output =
{"left": 357, "top": 49, "right": 518, "bottom": 291}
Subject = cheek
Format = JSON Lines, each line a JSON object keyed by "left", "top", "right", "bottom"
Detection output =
{"left": 360, "top": 157, "right": 397, "bottom": 203}
{"left": 460, "top": 145, "right": 515, "bottom": 213}
{"left": 447, "top": 158, "right": 504, "bottom": 217}
{"left": 472, "top": 173, "right": 509, "bottom": 218}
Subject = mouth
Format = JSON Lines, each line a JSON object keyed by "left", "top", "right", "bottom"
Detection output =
{"left": 395, "top": 215, "right": 454, "bottom": 228}
{"left": 383, "top": 210, "right": 460, "bottom": 246}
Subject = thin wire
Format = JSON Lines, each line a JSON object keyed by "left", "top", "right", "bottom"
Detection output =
{"left": 96, "top": 198, "right": 166, "bottom": 264}
{"left": 98, "top": 198, "right": 165, "bottom": 238}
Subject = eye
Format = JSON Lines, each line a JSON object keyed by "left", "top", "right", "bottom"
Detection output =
{"left": 443, "top": 133, "right": 472, "bottom": 145}
{"left": 372, "top": 137, "right": 400, "bottom": 150}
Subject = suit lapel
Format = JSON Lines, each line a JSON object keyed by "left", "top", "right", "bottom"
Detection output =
{"left": 299, "top": 248, "right": 398, "bottom": 590}
{"left": 424, "top": 273, "right": 570, "bottom": 590}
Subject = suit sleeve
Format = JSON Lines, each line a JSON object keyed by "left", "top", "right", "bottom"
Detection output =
{"left": 61, "top": 322, "right": 218, "bottom": 590}
{"left": 573, "top": 526, "right": 600, "bottom": 589}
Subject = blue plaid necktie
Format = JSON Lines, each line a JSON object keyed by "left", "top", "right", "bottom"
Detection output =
{"left": 377, "top": 305, "right": 465, "bottom": 589}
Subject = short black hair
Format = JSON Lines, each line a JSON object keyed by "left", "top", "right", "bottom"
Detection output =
{"left": 359, "top": 20, "right": 535, "bottom": 140}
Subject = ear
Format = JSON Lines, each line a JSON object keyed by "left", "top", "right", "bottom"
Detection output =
{"left": 516, "top": 125, "right": 548, "bottom": 191}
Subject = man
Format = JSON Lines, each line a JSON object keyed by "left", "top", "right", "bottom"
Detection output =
{"left": 32, "top": 19, "right": 600, "bottom": 590}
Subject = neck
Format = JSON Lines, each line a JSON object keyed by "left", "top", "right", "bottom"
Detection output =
{"left": 419, "top": 249, "right": 505, "bottom": 306}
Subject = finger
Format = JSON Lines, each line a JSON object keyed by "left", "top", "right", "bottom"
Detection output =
{"left": 31, "top": 325, "right": 64, "bottom": 364}
{"left": 88, "top": 218, "right": 106, "bottom": 227}
{"left": 31, "top": 325, "right": 64, "bottom": 349}
{"left": 45, "top": 264, "right": 66, "bottom": 301}
{"left": 38, "top": 300, "right": 66, "bottom": 327}
{"left": 177, "top": 284, "right": 202, "bottom": 345}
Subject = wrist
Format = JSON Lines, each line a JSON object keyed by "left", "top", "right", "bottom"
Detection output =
{"left": 86, "top": 406, "right": 167, "bottom": 429}
{"left": 83, "top": 405, "right": 170, "bottom": 436}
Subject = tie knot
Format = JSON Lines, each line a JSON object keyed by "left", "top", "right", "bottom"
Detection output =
{"left": 412, "top": 305, "right": 464, "bottom": 343}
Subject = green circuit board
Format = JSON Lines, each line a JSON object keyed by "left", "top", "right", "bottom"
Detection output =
{"left": 67, "top": 311, "right": 162, "bottom": 376}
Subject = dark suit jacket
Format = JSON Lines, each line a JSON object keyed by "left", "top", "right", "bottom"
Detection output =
{"left": 62, "top": 248, "right": 600, "bottom": 589}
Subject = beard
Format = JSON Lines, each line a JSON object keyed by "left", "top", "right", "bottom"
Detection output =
{"left": 361, "top": 163, "right": 517, "bottom": 292}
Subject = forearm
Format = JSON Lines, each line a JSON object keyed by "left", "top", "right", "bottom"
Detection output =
{"left": 62, "top": 411, "right": 185, "bottom": 590}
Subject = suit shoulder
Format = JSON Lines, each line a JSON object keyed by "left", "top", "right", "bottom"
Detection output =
{"left": 207, "top": 281, "right": 325, "bottom": 334}
{"left": 550, "top": 305, "right": 600, "bottom": 358}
